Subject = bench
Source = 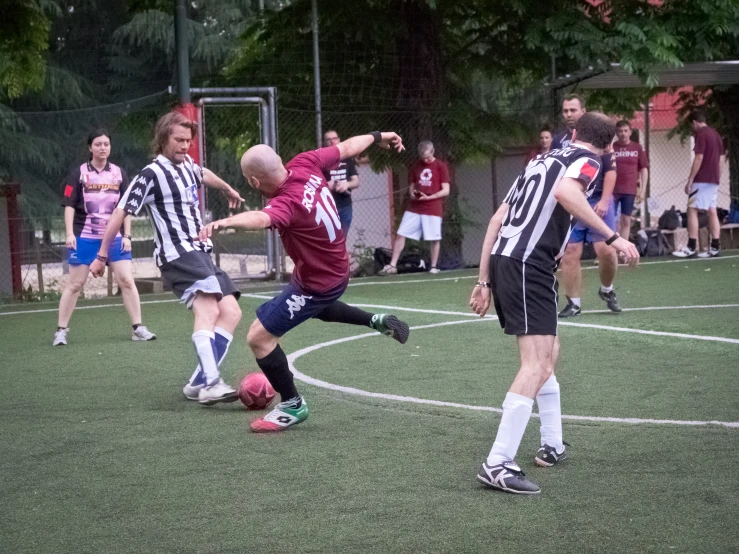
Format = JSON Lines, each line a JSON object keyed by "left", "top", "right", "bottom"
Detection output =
{"left": 661, "top": 224, "right": 739, "bottom": 252}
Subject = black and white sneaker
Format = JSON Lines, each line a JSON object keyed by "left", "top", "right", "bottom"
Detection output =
{"left": 476, "top": 460, "right": 541, "bottom": 495}
{"left": 558, "top": 297, "right": 581, "bottom": 318}
{"left": 535, "top": 443, "right": 567, "bottom": 467}
{"left": 598, "top": 289, "right": 622, "bottom": 313}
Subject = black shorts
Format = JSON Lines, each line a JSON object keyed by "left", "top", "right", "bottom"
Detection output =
{"left": 160, "top": 250, "right": 240, "bottom": 309}
{"left": 489, "top": 255, "right": 558, "bottom": 336}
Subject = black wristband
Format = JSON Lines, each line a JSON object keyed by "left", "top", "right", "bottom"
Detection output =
{"left": 369, "top": 131, "right": 382, "bottom": 144}
{"left": 123, "top": 234, "right": 132, "bottom": 240}
{"left": 605, "top": 232, "right": 620, "bottom": 246}
{"left": 475, "top": 281, "right": 491, "bottom": 288}
{"left": 96, "top": 254, "right": 107, "bottom": 262}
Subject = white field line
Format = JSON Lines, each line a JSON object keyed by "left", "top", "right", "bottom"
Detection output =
{"left": 287, "top": 306, "right": 739, "bottom": 428}
{"left": 3, "top": 253, "right": 735, "bottom": 316}
{"left": 582, "top": 304, "right": 739, "bottom": 315}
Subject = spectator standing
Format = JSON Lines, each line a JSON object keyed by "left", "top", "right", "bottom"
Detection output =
{"left": 322, "top": 130, "right": 359, "bottom": 235}
{"left": 525, "top": 126, "right": 554, "bottom": 165}
{"left": 53, "top": 129, "right": 156, "bottom": 346}
{"left": 378, "top": 141, "right": 450, "bottom": 275}
{"left": 612, "top": 120, "right": 649, "bottom": 238}
{"left": 552, "top": 94, "right": 586, "bottom": 149}
{"left": 672, "top": 110, "right": 725, "bottom": 258}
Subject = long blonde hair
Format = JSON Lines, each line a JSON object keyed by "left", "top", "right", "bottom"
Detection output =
{"left": 152, "top": 111, "right": 197, "bottom": 156}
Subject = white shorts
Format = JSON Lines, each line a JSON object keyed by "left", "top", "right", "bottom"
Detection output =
{"left": 397, "top": 211, "right": 442, "bottom": 241}
{"left": 688, "top": 182, "right": 718, "bottom": 210}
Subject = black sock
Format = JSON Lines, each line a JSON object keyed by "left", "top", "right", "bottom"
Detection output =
{"left": 315, "top": 301, "right": 373, "bottom": 327}
{"left": 132, "top": 323, "right": 141, "bottom": 331}
{"left": 256, "top": 344, "right": 299, "bottom": 401}
{"left": 711, "top": 239, "right": 720, "bottom": 250}
{"left": 688, "top": 238, "right": 697, "bottom": 250}
{"left": 57, "top": 326, "right": 66, "bottom": 331}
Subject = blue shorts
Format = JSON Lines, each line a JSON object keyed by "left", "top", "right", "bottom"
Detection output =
{"left": 569, "top": 196, "right": 617, "bottom": 244}
{"left": 613, "top": 194, "right": 636, "bottom": 218}
{"left": 68, "top": 236, "right": 132, "bottom": 266}
{"left": 256, "top": 280, "right": 347, "bottom": 337}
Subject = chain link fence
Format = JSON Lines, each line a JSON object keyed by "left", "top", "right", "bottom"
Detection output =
{"left": 2, "top": 92, "right": 736, "bottom": 302}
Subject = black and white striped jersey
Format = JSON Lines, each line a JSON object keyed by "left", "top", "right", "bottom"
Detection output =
{"left": 492, "top": 145, "right": 602, "bottom": 271}
{"left": 117, "top": 154, "right": 211, "bottom": 266}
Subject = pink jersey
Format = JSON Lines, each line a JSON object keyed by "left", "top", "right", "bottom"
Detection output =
{"left": 265, "top": 146, "right": 350, "bottom": 294}
{"left": 62, "top": 162, "right": 128, "bottom": 239}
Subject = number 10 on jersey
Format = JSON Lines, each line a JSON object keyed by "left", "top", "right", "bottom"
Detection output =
{"left": 315, "top": 187, "right": 342, "bottom": 242}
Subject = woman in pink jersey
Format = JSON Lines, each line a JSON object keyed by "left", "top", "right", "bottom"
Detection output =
{"left": 53, "top": 130, "right": 156, "bottom": 346}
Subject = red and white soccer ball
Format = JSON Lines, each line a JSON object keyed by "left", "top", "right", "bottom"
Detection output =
{"left": 239, "top": 372, "right": 275, "bottom": 410}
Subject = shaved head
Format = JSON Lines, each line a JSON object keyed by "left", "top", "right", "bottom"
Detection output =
{"left": 240, "top": 144, "right": 287, "bottom": 197}
{"left": 241, "top": 144, "right": 283, "bottom": 180}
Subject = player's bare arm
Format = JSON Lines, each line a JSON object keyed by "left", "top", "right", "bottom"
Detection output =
{"left": 470, "top": 202, "right": 509, "bottom": 317}
{"left": 90, "top": 207, "right": 127, "bottom": 277}
{"left": 595, "top": 170, "right": 616, "bottom": 217}
{"left": 638, "top": 167, "right": 648, "bottom": 201}
{"left": 199, "top": 210, "right": 272, "bottom": 241}
{"left": 202, "top": 167, "right": 245, "bottom": 209}
{"left": 122, "top": 214, "right": 133, "bottom": 252}
{"left": 554, "top": 177, "right": 640, "bottom": 266}
{"left": 685, "top": 154, "right": 704, "bottom": 194}
{"left": 337, "top": 132, "right": 405, "bottom": 160}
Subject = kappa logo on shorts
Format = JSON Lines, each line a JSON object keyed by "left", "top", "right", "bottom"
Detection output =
{"left": 286, "top": 294, "right": 314, "bottom": 319}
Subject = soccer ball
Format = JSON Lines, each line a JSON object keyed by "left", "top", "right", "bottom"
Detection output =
{"left": 239, "top": 372, "right": 275, "bottom": 410}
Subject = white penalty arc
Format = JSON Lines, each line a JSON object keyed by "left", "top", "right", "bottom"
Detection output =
{"left": 286, "top": 307, "right": 739, "bottom": 429}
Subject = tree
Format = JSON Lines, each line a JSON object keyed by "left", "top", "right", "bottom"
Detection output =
{"left": 225, "top": 0, "right": 739, "bottom": 265}
{"left": 0, "top": 0, "right": 60, "bottom": 100}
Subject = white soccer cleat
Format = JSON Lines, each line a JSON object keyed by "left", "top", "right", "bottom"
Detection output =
{"left": 198, "top": 378, "right": 239, "bottom": 405}
{"left": 378, "top": 264, "right": 397, "bottom": 276}
{"left": 183, "top": 382, "right": 205, "bottom": 401}
{"left": 132, "top": 325, "right": 157, "bottom": 341}
{"left": 672, "top": 246, "right": 696, "bottom": 258}
{"left": 53, "top": 328, "right": 69, "bottom": 346}
{"left": 429, "top": 267, "right": 440, "bottom": 274}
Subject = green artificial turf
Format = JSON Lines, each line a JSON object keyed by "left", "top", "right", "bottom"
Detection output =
{"left": 1, "top": 254, "right": 738, "bottom": 553}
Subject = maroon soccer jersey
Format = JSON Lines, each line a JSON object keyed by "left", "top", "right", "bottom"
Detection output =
{"left": 612, "top": 141, "right": 648, "bottom": 195}
{"left": 407, "top": 158, "right": 450, "bottom": 217}
{"left": 264, "top": 146, "right": 350, "bottom": 294}
{"left": 694, "top": 126, "right": 724, "bottom": 185}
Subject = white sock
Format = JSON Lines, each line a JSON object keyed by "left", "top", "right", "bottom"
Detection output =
{"left": 486, "top": 392, "right": 534, "bottom": 466}
{"left": 188, "top": 327, "right": 233, "bottom": 385}
{"left": 192, "top": 330, "right": 220, "bottom": 385}
{"left": 536, "top": 375, "right": 564, "bottom": 451}
{"left": 570, "top": 297, "right": 581, "bottom": 307}
{"left": 600, "top": 284, "right": 613, "bottom": 293}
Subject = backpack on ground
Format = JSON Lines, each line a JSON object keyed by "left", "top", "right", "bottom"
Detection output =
{"left": 637, "top": 229, "right": 669, "bottom": 257}
{"left": 658, "top": 206, "right": 680, "bottom": 230}
{"left": 373, "top": 247, "right": 428, "bottom": 274}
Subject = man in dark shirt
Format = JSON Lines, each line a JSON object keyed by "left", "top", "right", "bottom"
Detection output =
{"left": 673, "top": 110, "right": 725, "bottom": 258}
{"left": 322, "top": 130, "right": 359, "bottom": 236}
{"left": 552, "top": 94, "right": 586, "bottom": 150}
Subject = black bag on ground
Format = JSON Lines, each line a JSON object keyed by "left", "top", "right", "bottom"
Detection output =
{"left": 373, "top": 247, "right": 428, "bottom": 274}
{"left": 658, "top": 206, "right": 680, "bottom": 230}
{"left": 637, "top": 229, "right": 668, "bottom": 257}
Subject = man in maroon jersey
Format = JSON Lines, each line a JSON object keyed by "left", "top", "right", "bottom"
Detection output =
{"left": 612, "top": 120, "right": 649, "bottom": 238}
{"left": 378, "top": 140, "right": 451, "bottom": 275}
{"left": 199, "top": 131, "right": 410, "bottom": 433}
{"left": 673, "top": 110, "right": 726, "bottom": 258}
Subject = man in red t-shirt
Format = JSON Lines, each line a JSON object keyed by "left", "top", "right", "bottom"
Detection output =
{"left": 199, "top": 132, "right": 410, "bottom": 433}
{"left": 379, "top": 141, "right": 451, "bottom": 275}
{"left": 673, "top": 110, "right": 725, "bottom": 258}
{"left": 612, "top": 120, "right": 649, "bottom": 238}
